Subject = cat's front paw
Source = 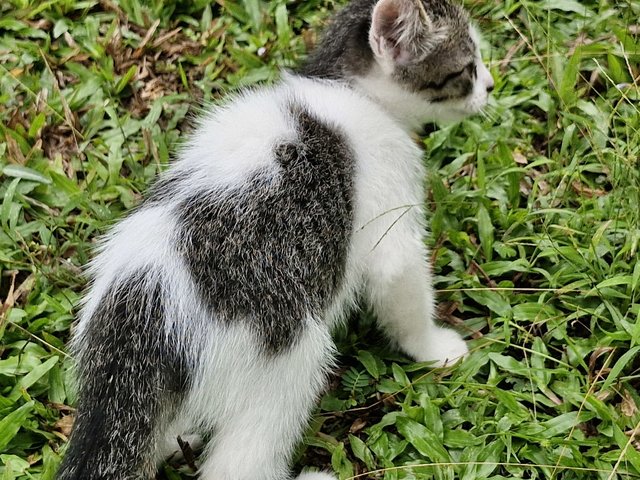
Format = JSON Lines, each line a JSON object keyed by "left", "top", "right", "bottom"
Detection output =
{"left": 406, "top": 326, "right": 469, "bottom": 367}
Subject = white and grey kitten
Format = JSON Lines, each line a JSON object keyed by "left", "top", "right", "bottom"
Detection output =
{"left": 57, "top": 0, "right": 494, "bottom": 479}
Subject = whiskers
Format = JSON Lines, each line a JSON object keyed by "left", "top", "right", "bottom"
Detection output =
{"left": 479, "top": 102, "right": 500, "bottom": 124}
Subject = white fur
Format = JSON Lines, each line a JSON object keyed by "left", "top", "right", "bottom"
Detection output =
{"left": 76, "top": 72, "right": 472, "bottom": 479}
{"left": 177, "top": 89, "right": 296, "bottom": 190}
{"left": 296, "top": 473, "right": 336, "bottom": 480}
{"left": 73, "top": 206, "right": 175, "bottom": 343}
{"left": 353, "top": 55, "right": 492, "bottom": 128}
{"left": 470, "top": 24, "right": 495, "bottom": 98}
{"left": 187, "top": 321, "right": 335, "bottom": 480}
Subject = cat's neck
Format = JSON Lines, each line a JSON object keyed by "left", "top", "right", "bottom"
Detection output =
{"left": 351, "top": 64, "right": 432, "bottom": 132}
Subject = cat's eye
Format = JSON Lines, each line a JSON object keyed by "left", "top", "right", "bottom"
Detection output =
{"left": 421, "top": 61, "right": 476, "bottom": 91}
{"left": 467, "top": 62, "right": 477, "bottom": 78}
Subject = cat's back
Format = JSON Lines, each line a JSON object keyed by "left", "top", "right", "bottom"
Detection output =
{"left": 80, "top": 75, "right": 421, "bottom": 308}
{"left": 177, "top": 75, "right": 409, "bottom": 189}
{"left": 92, "top": 75, "right": 409, "bottom": 265}
{"left": 80, "top": 76, "right": 403, "bottom": 340}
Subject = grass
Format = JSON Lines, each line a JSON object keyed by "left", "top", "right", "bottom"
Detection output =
{"left": 0, "top": 0, "right": 639, "bottom": 478}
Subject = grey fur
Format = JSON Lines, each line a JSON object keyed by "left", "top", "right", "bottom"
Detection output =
{"left": 145, "top": 168, "right": 188, "bottom": 205}
{"left": 57, "top": 271, "right": 188, "bottom": 480}
{"left": 301, "top": 0, "right": 477, "bottom": 102}
{"left": 300, "top": 0, "right": 375, "bottom": 78}
{"left": 176, "top": 105, "right": 355, "bottom": 354}
{"left": 393, "top": 2, "right": 476, "bottom": 99}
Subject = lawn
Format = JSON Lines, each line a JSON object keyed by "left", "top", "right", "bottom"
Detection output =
{"left": 0, "top": 0, "right": 639, "bottom": 478}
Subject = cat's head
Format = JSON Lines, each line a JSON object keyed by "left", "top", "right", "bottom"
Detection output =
{"left": 361, "top": 0, "right": 494, "bottom": 126}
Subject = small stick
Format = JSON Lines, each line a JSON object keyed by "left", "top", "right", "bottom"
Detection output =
{"left": 176, "top": 436, "right": 198, "bottom": 472}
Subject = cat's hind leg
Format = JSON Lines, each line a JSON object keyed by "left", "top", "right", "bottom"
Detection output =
{"left": 193, "top": 321, "right": 335, "bottom": 480}
{"left": 56, "top": 272, "right": 188, "bottom": 480}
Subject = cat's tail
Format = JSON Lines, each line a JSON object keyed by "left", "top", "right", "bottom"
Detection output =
{"left": 56, "top": 271, "right": 187, "bottom": 480}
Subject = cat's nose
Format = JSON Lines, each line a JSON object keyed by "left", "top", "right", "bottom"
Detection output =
{"left": 486, "top": 79, "right": 495, "bottom": 93}
{"left": 477, "top": 63, "right": 494, "bottom": 94}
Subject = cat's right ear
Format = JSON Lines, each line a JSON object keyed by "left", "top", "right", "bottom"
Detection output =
{"left": 369, "top": 0, "right": 447, "bottom": 67}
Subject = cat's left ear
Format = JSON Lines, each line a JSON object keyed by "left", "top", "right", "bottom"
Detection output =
{"left": 369, "top": 0, "right": 448, "bottom": 67}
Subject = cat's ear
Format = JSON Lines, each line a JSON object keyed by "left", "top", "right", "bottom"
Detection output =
{"left": 369, "top": 0, "right": 448, "bottom": 66}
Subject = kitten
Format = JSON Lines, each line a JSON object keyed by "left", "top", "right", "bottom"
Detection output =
{"left": 56, "top": 0, "right": 493, "bottom": 479}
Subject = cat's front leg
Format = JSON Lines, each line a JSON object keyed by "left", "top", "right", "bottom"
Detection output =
{"left": 365, "top": 239, "right": 468, "bottom": 367}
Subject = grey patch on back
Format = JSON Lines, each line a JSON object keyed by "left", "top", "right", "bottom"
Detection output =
{"left": 175, "top": 105, "right": 355, "bottom": 354}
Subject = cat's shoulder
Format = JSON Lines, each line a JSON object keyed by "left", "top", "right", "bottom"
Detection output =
{"left": 282, "top": 73, "right": 407, "bottom": 138}
{"left": 178, "top": 74, "right": 410, "bottom": 179}
{"left": 194, "top": 74, "right": 405, "bottom": 139}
